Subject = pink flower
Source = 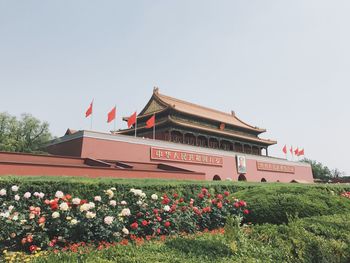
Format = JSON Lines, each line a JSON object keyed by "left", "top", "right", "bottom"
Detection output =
{"left": 142, "top": 220, "right": 148, "bottom": 226}
{"left": 164, "top": 221, "right": 171, "bottom": 228}
{"left": 243, "top": 209, "right": 249, "bottom": 215}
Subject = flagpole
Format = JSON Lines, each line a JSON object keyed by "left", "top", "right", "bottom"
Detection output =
{"left": 153, "top": 114, "right": 155, "bottom": 140}
{"left": 113, "top": 105, "right": 116, "bottom": 132}
{"left": 134, "top": 112, "right": 137, "bottom": 138}
{"left": 90, "top": 99, "right": 94, "bottom": 130}
{"left": 90, "top": 113, "right": 93, "bottom": 130}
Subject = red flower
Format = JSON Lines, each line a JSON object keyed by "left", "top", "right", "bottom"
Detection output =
{"left": 201, "top": 188, "right": 208, "bottom": 195}
{"left": 202, "top": 207, "right": 211, "bottom": 213}
{"left": 217, "top": 194, "right": 223, "bottom": 200}
{"left": 179, "top": 198, "right": 184, "bottom": 203}
{"left": 243, "top": 209, "right": 249, "bottom": 215}
{"left": 217, "top": 202, "right": 223, "bottom": 209}
{"left": 211, "top": 199, "right": 217, "bottom": 205}
{"left": 21, "top": 238, "right": 26, "bottom": 245}
{"left": 224, "top": 191, "right": 230, "bottom": 196}
{"left": 142, "top": 220, "right": 148, "bottom": 226}
{"left": 198, "top": 193, "right": 204, "bottom": 199}
{"left": 164, "top": 221, "right": 171, "bottom": 228}
{"left": 26, "top": 235, "right": 33, "bottom": 243}
{"left": 130, "top": 222, "right": 138, "bottom": 230}
{"left": 239, "top": 201, "right": 247, "bottom": 207}
{"left": 29, "top": 245, "right": 38, "bottom": 253}
{"left": 162, "top": 198, "right": 170, "bottom": 205}
{"left": 153, "top": 208, "right": 159, "bottom": 215}
{"left": 38, "top": 216, "right": 46, "bottom": 224}
{"left": 157, "top": 228, "right": 161, "bottom": 234}
{"left": 80, "top": 199, "right": 88, "bottom": 205}
{"left": 234, "top": 202, "right": 240, "bottom": 208}
{"left": 157, "top": 216, "right": 162, "bottom": 222}
{"left": 173, "top": 193, "right": 179, "bottom": 199}
{"left": 65, "top": 194, "right": 72, "bottom": 200}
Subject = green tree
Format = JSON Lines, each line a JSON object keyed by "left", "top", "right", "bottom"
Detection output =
{"left": 0, "top": 112, "right": 52, "bottom": 153}
{"left": 301, "top": 158, "right": 332, "bottom": 180}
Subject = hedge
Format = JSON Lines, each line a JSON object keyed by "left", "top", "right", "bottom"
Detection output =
{"left": 28, "top": 213, "right": 350, "bottom": 263}
{"left": 1, "top": 176, "right": 350, "bottom": 201}
{"left": 234, "top": 185, "right": 350, "bottom": 224}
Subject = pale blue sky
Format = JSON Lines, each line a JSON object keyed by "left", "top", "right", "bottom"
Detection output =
{"left": 0, "top": 1, "right": 349, "bottom": 174}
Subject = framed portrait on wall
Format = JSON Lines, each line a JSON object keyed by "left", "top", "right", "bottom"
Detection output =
{"left": 236, "top": 155, "right": 247, "bottom": 174}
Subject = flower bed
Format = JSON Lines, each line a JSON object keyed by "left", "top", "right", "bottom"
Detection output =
{"left": 0, "top": 185, "right": 248, "bottom": 253}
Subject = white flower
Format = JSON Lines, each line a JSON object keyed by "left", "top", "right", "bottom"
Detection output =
{"left": 66, "top": 216, "right": 72, "bottom": 220}
{"left": 39, "top": 192, "right": 45, "bottom": 198}
{"left": 122, "top": 227, "right": 129, "bottom": 235}
{"left": 120, "top": 201, "right": 127, "bottom": 205}
{"left": 14, "top": 195, "right": 20, "bottom": 201}
{"left": 109, "top": 200, "right": 117, "bottom": 207}
{"left": 86, "top": 211, "right": 96, "bottom": 219}
{"left": 59, "top": 202, "right": 69, "bottom": 211}
{"left": 140, "top": 192, "right": 146, "bottom": 198}
{"left": 0, "top": 189, "right": 6, "bottom": 196}
{"left": 72, "top": 198, "right": 81, "bottom": 205}
{"left": 164, "top": 205, "right": 171, "bottom": 212}
{"left": 88, "top": 202, "right": 95, "bottom": 209}
{"left": 104, "top": 216, "right": 114, "bottom": 225}
{"left": 136, "top": 200, "right": 143, "bottom": 206}
{"left": 105, "top": 189, "right": 114, "bottom": 199}
{"left": 33, "top": 192, "right": 40, "bottom": 197}
{"left": 55, "top": 191, "right": 64, "bottom": 199}
{"left": 23, "top": 192, "right": 31, "bottom": 199}
{"left": 12, "top": 215, "right": 18, "bottom": 221}
{"left": 0, "top": 212, "right": 10, "bottom": 218}
{"left": 11, "top": 185, "right": 19, "bottom": 192}
{"left": 151, "top": 194, "right": 158, "bottom": 200}
{"left": 111, "top": 187, "right": 116, "bottom": 191}
{"left": 120, "top": 208, "right": 131, "bottom": 217}
{"left": 94, "top": 196, "right": 102, "bottom": 202}
{"left": 52, "top": 212, "right": 60, "bottom": 219}
{"left": 80, "top": 204, "right": 91, "bottom": 212}
{"left": 71, "top": 219, "right": 79, "bottom": 225}
{"left": 29, "top": 213, "right": 35, "bottom": 219}
{"left": 8, "top": 205, "right": 14, "bottom": 212}
{"left": 131, "top": 189, "right": 143, "bottom": 196}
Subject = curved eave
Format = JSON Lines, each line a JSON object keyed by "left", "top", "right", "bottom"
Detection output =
{"left": 168, "top": 117, "right": 276, "bottom": 146}
{"left": 154, "top": 92, "right": 266, "bottom": 134}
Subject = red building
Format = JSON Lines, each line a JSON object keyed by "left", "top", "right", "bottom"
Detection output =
{"left": 46, "top": 88, "right": 312, "bottom": 183}
{"left": 0, "top": 89, "right": 313, "bottom": 182}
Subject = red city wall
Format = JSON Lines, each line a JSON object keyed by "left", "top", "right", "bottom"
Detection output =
{"left": 79, "top": 136, "right": 313, "bottom": 183}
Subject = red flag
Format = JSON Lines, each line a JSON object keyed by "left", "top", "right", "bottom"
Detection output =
{"left": 282, "top": 145, "right": 287, "bottom": 155}
{"left": 294, "top": 147, "right": 299, "bottom": 156}
{"left": 290, "top": 146, "right": 293, "bottom": 155}
{"left": 107, "top": 106, "right": 116, "bottom": 123}
{"left": 85, "top": 101, "right": 93, "bottom": 117}
{"left": 128, "top": 112, "right": 137, "bottom": 128}
{"left": 146, "top": 115, "right": 155, "bottom": 128}
{"left": 298, "top": 148, "right": 305, "bottom": 156}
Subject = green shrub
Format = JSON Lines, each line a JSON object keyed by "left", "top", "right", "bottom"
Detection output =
{"left": 234, "top": 186, "right": 350, "bottom": 224}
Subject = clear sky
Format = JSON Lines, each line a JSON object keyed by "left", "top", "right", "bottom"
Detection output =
{"left": 0, "top": 1, "right": 349, "bottom": 175}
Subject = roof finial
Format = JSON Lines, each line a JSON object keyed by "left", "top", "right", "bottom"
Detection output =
{"left": 153, "top": 86, "right": 159, "bottom": 94}
{"left": 231, "top": 110, "right": 235, "bottom": 116}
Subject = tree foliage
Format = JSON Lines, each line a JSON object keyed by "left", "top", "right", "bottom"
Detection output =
{"left": 0, "top": 112, "right": 52, "bottom": 153}
{"left": 301, "top": 158, "right": 345, "bottom": 180}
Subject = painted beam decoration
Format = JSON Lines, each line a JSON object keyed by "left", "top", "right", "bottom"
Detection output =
{"left": 151, "top": 147, "right": 223, "bottom": 166}
{"left": 257, "top": 161, "right": 295, "bottom": 174}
